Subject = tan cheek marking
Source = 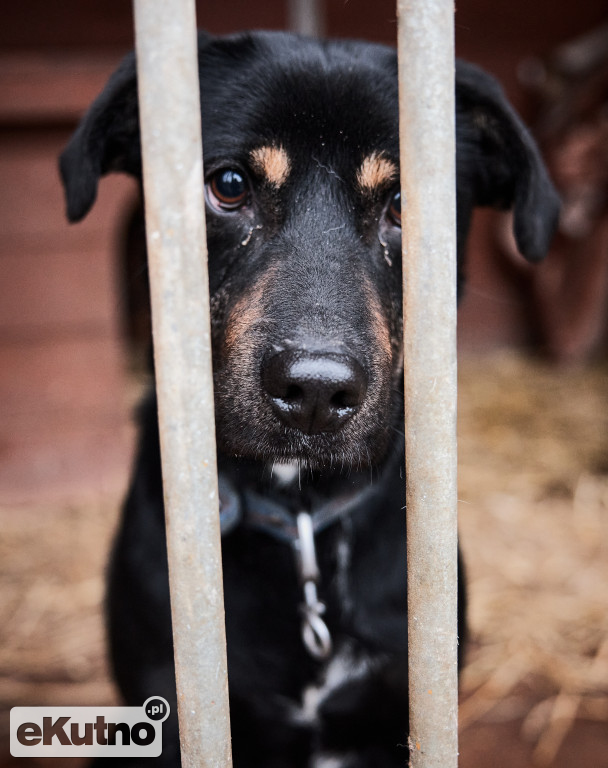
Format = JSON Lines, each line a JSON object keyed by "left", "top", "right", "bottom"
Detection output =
{"left": 224, "top": 266, "right": 278, "bottom": 355}
{"left": 357, "top": 152, "right": 398, "bottom": 194}
{"left": 224, "top": 286, "right": 265, "bottom": 355}
{"left": 250, "top": 145, "right": 291, "bottom": 187}
{"left": 362, "top": 276, "right": 393, "bottom": 363}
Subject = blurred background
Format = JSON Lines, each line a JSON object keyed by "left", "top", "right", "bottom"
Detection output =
{"left": 1, "top": 0, "right": 607, "bottom": 766}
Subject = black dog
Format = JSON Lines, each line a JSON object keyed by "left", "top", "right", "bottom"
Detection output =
{"left": 60, "top": 30, "right": 558, "bottom": 768}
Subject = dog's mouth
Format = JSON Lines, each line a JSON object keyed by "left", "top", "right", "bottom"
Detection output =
{"left": 217, "top": 453, "right": 395, "bottom": 519}
{"left": 217, "top": 421, "right": 390, "bottom": 472}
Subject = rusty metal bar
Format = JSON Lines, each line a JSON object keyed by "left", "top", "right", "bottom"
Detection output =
{"left": 132, "top": 2, "right": 233, "bottom": 766}
{"left": 287, "top": 0, "right": 326, "bottom": 36}
{"left": 396, "top": 1, "right": 459, "bottom": 766}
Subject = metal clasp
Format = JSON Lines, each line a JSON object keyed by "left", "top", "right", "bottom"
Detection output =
{"left": 294, "top": 512, "right": 332, "bottom": 660}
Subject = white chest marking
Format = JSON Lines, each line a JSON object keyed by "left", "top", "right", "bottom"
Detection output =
{"left": 310, "top": 753, "right": 355, "bottom": 768}
{"left": 292, "top": 642, "right": 372, "bottom": 726}
{"left": 272, "top": 460, "right": 300, "bottom": 486}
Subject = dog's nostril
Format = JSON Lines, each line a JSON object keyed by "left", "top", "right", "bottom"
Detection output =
{"left": 261, "top": 350, "right": 368, "bottom": 434}
{"left": 330, "top": 389, "right": 355, "bottom": 410}
{"left": 285, "top": 384, "right": 304, "bottom": 403}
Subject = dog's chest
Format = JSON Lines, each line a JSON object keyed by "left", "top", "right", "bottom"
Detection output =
{"left": 222, "top": 504, "right": 408, "bottom": 711}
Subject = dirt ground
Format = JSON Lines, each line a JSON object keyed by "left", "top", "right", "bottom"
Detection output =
{"left": 1, "top": 352, "right": 607, "bottom": 767}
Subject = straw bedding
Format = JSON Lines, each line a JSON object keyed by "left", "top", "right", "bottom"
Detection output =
{"left": 457, "top": 352, "right": 608, "bottom": 764}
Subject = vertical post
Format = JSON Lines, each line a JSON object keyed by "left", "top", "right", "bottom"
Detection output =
{"left": 287, "top": 0, "right": 326, "bottom": 37}
{"left": 132, "top": 2, "right": 233, "bottom": 767}
{"left": 396, "top": 1, "right": 459, "bottom": 767}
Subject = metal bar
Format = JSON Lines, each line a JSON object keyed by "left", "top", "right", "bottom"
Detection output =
{"left": 132, "top": 2, "right": 233, "bottom": 767}
{"left": 396, "top": 1, "right": 459, "bottom": 766}
{"left": 287, "top": 0, "right": 326, "bottom": 37}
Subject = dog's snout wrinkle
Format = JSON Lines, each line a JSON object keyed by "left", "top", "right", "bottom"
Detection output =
{"left": 262, "top": 350, "right": 368, "bottom": 435}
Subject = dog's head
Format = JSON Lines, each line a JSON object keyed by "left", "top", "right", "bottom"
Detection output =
{"left": 60, "top": 31, "right": 559, "bottom": 472}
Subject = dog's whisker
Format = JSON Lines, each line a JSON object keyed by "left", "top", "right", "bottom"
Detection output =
{"left": 363, "top": 445, "right": 374, "bottom": 484}
{"left": 322, "top": 224, "right": 346, "bottom": 235}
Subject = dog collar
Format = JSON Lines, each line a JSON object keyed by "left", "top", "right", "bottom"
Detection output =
{"left": 218, "top": 476, "right": 379, "bottom": 661}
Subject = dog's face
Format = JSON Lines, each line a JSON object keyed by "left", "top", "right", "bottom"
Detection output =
{"left": 60, "top": 31, "right": 559, "bottom": 472}
{"left": 201, "top": 36, "right": 405, "bottom": 470}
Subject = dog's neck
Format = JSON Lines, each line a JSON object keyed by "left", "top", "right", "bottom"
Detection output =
{"left": 216, "top": 443, "right": 405, "bottom": 660}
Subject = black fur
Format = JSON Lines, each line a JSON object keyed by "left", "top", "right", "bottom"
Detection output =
{"left": 60, "top": 31, "right": 559, "bottom": 768}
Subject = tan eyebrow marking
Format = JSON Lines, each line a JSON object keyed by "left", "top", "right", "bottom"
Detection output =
{"left": 357, "top": 152, "right": 398, "bottom": 193}
{"left": 249, "top": 145, "right": 291, "bottom": 187}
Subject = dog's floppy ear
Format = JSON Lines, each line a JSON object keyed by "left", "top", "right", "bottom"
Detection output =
{"left": 59, "top": 52, "right": 141, "bottom": 222}
{"left": 456, "top": 60, "right": 560, "bottom": 262}
{"left": 60, "top": 31, "right": 217, "bottom": 222}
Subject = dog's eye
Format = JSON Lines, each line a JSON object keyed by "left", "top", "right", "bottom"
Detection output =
{"left": 208, "top": 169, "right": 249, "bottom": 211}
{"left": 388, "top": 190, "right": 401, "bottom": 226}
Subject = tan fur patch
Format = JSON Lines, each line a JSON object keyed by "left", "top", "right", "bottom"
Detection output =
{"left": 224, "top": 266, "right": 278, "bottom": 355}
{"left": 362, "top": 275, "right": 393, "bottom": 363}
{"left": 250, "top": 145, "right": 291, "bottom": 187}
{"left": 356, "top": 152, "right": 398, "bottom": 194}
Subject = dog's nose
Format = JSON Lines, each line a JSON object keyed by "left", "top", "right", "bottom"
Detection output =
{"left": 261, "top": 350, "right": 368, "bottom": 434}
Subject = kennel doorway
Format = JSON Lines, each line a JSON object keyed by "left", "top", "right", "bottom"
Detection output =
{"left": 132, "top": 0, "right": 459, "bottom": 766}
